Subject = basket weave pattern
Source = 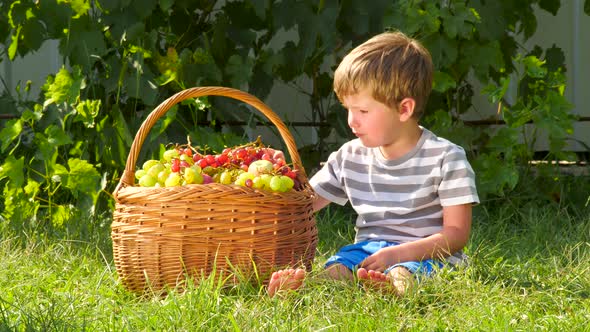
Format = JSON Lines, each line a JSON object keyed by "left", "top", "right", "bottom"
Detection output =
{"left": 112, "top": 87, "right": 317, "bottom": 294}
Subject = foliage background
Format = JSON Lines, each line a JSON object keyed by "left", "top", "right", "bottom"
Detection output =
{"left": 0, "top": 0, "right": 589, "bottom": 231}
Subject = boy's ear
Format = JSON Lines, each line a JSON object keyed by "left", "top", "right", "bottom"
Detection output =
{"left": 397, "top": 98, "right": 416, "bottom": 121}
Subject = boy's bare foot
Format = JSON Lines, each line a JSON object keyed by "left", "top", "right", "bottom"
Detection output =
{"left": 267, "top": 268, "right": 306, "bottom": 297}
{"left": 357, "top": 267, "right": 413, "bottom": 296}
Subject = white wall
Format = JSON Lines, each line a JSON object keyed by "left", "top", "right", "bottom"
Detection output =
{"left": 526, "top": 0, "right": 590, "bottom": 151}
{"left": 1, "top": 40, "right": 61, "bottom": 99}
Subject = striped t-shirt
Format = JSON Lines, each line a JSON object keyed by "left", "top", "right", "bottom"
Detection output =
{"left": 310, "top": 128, "right": 479, "bottom": 263}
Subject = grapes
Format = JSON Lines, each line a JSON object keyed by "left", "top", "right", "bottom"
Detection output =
{"left": 135, "top": 138, "right": 300, "bottom": 192}
{"left": 162, "top": 149, "right": 179, "bottom": 162}
{"left": 139, "top": 174, "right": 157, "bottom": 187}
{"left": 147, "top": 163, "right": 165, "bottom": 177}
{"left": 142, "top": 159, "right": 160, "bottom": 171}
{"left": 165, "top": 172, "right": 181, "bottom": 187}
{"left": 157, "top": 169, "right": 170, "bottom": 184}
{"left": 280, "top": 175, "right": 295, "bottom": 191}
{"left": 183, "top": 166, "right": 203, "bottom": 184}
{"left": 135, "top": 169, "right": 147, "bottom": 180}
{"left": 219, "top": 170, "right": 233, "bottom": 185}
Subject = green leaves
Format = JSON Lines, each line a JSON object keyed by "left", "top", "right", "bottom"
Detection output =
{"left": 271, "top": 1, "right": 339, "bottom": 75}
{"left": 74, "top": 99, "right": 101, "bottom": 128}
{"left": 53, "top": 158, "right": 102, "bottom": 217}
{"left": 43, "top": 66, "right": 85, "bottom": 108}
{"left": 440, "top": 2, "right": 479, "bottom": 39}
{"left": 433, "top": 71, "right": 457, "bottom": 93}
{"left": 473, "top": 153, "right": 519, "bottom": 198}
{"left": 6, "top": 1, "right": 46, "bottom": 59}
{"left": 522, "top": 56, "right": 547, "bottom": 78}
{"left": 58, "top": 18, "right": 107, "bottom": 70}
{"left": 0, "top": 0, "right": 582, "bottom": 224}
{"left": 422, "top": 34, "right": 458, "bottom": 69}
{"left": 0, "top": 155, "right": 25, "bottom": 188}
{"left": 462, "top": 41, "right": 504, "bottom": 81}
{"left": 63, "top": 0, "right": 91, "bottom": 18}
{"left": 225, "top": 55, "right": 254, "bottom": 88}
{"left": 53, "top": 158, "right": 101, "bottom": 199}
{"left": 0, "top": 119, "right": 23, "bottom": 153}
{"left": 34, "top": 125, "right": 73, "bottom": 161}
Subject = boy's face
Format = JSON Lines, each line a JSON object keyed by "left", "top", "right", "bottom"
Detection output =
{"left": 342, "top": 88, "right": 405, "bottom": 149}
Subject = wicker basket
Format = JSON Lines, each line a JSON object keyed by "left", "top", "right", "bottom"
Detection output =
{"left": 111, "top": 87, "right": 318, "bottom": 294}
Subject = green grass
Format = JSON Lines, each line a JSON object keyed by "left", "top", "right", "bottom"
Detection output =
{"left": 1, "top": 204, "right": 589, "bottom": 331}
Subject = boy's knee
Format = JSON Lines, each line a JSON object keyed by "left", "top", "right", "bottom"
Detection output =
{"left": 325, "top": 263, "right": 354, "bottom": 281}
{"left": 387, "top": 266, "right": 413, "bottom": 280}
{"left": 387, "top": 266, "right": 414, "bottom": 296}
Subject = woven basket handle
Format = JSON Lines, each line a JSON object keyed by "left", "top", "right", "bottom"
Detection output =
{"left": 116, "top": 86, "right": 307, "bottom": 190}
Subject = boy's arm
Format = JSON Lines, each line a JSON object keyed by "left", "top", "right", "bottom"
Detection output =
{"left": 312, "top": 194, "right": 331, "bottom": 212}
{"left": 359, "top": 203, "right": 472, "bottom": 271}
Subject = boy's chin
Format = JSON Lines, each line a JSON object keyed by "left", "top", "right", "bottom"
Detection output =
{"left": 358, "top": 139, "right": 379, "bottom": 148}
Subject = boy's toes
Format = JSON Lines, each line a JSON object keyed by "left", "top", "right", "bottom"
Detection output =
{"left": 267, "top": 268, "right": 306, "bottom": 298}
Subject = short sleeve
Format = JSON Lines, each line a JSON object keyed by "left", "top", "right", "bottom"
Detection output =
{"left": 438, "top": 146, "right": 480, "bottom": 206}
{"left": 309, "top": 150, "right": 349, "bottom": 206}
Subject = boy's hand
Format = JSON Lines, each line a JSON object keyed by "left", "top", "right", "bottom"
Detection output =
{"left": 359, "top": 247, "right": 399, "bottom": 272}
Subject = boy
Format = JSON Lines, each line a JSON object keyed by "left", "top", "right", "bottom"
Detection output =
{"left": 268, "top": 31, "right": 479, "bottom": 297}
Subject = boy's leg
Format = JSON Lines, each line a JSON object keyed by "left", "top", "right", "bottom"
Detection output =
{"left": 357, "top": 267, "right": 414, "bottom": 296}
{"left": 325, "top": 263, "right": 355, "bottom": 281}
{"left": 267, "top": 241, "right": 388, "bottom": 297}
{"left": 267, "top": 263, "right": 354, "bottom": 297}
{"left": 388, "top": 266, "right": 414, "bottom": 296}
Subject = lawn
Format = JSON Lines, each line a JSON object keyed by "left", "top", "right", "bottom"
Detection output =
{"left": 1, "top": 203, "right": 589, "bottom": 331}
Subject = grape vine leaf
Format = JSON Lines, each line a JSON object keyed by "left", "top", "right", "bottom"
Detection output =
{"left": 544, "top": 45, "right": 565, "bottom": 72}
{"left": 52, "top": 158, "right": 101, "bottom": 217}
{"left": 98, "top": 0, "right": 121, "bottom": 11}
{"left": 7, "top": 27, "right": 21, "bottom": 60}
{"left": 38, "top": 1, "right": 74, "bottom": 38}
{"left": 342, "top": 1, "right": 389, "bottom": 37}
{"left": 124, "top": 62, "right": 158, "bottom": 106}
{"left": 68, "top": 0, "right": 91, "bottom": 18}
{"left": 20, "top": 17, "right": 45, "bottom": 52}
{"left": 433, "top": 71, "right": 457, "bottom": 93}
{"left": 56, "top": 158, "right": 101, "bottom": 198}
{"left": 440, "top": 2, "right": 479, "bottom": 39}
{"left": 74, "top": 99, "right": 101, "bottom": 128}
{"left": 225, "top": 54, "right": 254, "bottom": 88}
{"left": 422, "top": 34, "right": 458, "bottom": 69}
{"left": 34, "top": 125, "right": 73, "bottom": 161}
{"left": 0, "top": 155, "right": 25, "bottom": 187}
{"left": 474, "top": 153, "right": 519, "bottom": 197}
{"left": 0, "top": 119, "right": 23, "bottom": 153}
{"left": 470, "top": 0, "right": 505, "bottom": 41}
{"left": 58, "top": 18, "right": 107, "bottom": 70}
{"left": 482, "top": 77, "right": 511, "bottom": 104}
{"left": 249, "top": 0, "right": 267, "bottom": 20}
{"left": 538, "top": 0, "right": 561, "bottom": 16}
{"left": 272, "top": 1, "right": 339, "bottom": 70}
{"left": 522, "top": 56, "right": 547, "bottom": 79}
{"left": 462, "top": 41, "right": 503, "bottom": 82}
{"left": 44, "top": 66, "right": 85, "bottom": 108}
{"left": 131, "top": 0, "right": 157, "bottom": 19}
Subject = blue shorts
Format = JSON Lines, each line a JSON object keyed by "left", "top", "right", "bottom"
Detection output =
{"left": 324, "top": 240, "right": 444, "bottom": 277}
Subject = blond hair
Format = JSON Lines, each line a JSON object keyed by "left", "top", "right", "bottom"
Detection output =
{"left": 333, "top": 31, "right": 433, "bottom": 119}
